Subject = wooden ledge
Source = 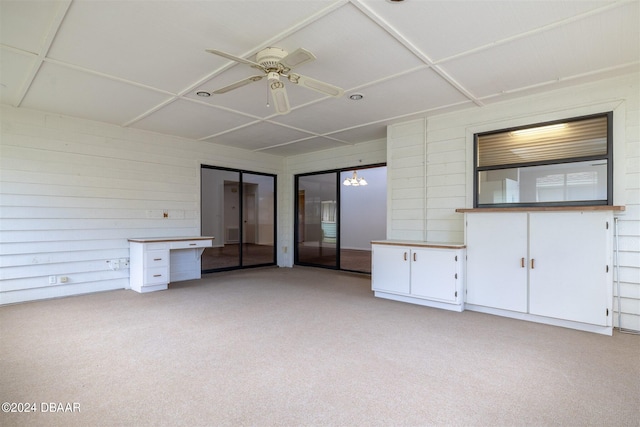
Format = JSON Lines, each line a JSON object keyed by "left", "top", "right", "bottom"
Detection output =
{"left": 456, "top": 206, "right": 625, "bottom": 213}
{"left": 372, "top": 240, "right": 465, "bottom": 249}
{"left": 128, "top": 236, "right": 215, "bottom": 243}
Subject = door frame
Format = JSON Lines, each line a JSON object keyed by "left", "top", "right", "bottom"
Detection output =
{"left": 201, "top": 165, "right": 277, "bottom": 272}
{"left": 294, "top": 163, "right": 386, "bottom": 272}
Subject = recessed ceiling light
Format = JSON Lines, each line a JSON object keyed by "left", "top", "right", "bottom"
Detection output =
{"left": 196, "top": 91, "right": 211, "bottom": 97}
{"left": 349, "top": 93, "right": 364, "bottom": 101}
{"left": 386, "top": 0, "right": 406, "bottom": 3}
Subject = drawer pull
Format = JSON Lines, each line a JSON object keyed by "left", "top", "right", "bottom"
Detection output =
{"left": 153, "top": 274, "right": 162, "bottom": 277}
{"left": 153, "top": 258, "right": 163, "bottom": 261}
{"left": 189, "top": 243, "right": 197, "bottom": 246}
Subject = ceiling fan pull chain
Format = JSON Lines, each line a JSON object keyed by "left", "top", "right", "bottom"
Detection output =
{"left": 266, "top": 81, "right": 270, "bottom": 107}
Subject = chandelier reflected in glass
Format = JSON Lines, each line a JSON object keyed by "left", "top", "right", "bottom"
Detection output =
{"left": 343, "top": 170, "right": 367, "bottom": 186}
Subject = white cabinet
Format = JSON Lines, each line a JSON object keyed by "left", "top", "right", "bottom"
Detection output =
{"left": 371, "top": 244, "right": 411, "bottom": 294}
{"left": 528, "top": 212, "right": 611, "bottom": 326}
{"left": 129, "top": 237, "right": 214, "bottom": 293}
{"left": 465, "top": 213, "right": 528, "bottom": 313}
{"left": 372, "top": 241, "right": 465, "bottom": 312}
{"left": 463, "top": 210, "right": 614, "bottom": 334}
{"left": 129, "top": 242, "right": 170, "bottom": 293}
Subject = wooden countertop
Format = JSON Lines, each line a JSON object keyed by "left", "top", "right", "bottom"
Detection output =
{"left": 372, "top": 240, "right": 465, "bottom": 249}
{"left": 128, "top": 236, "right": 215, "bottom": 243}
{"left": 456, "top": 206, "right": 625, "bottom": 213}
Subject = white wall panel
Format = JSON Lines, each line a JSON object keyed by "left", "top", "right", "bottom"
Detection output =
{"left": 0, "top": 105, "right": 281, "bottom": 304}
{"left": 387, "top": 119, "right": 426, "bottom": 241}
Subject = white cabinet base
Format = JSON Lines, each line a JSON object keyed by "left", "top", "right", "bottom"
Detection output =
{"left": 134, "top": 283, "right": 168, "bottom": 294}
{"left": 371, "top": 241, "right": 465, "bottom": 312}
{"left": 465, "top": 304, "right": 613, "bottom": 336}
{"left": 374, "top": 290, "right": 465, "bottom": 312}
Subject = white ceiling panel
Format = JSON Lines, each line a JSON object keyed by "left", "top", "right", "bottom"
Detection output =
{"left": 542, "top": 2, "right": 640, "bottom": 76}
{"left": 21, "top": 62, "right": 172, "bottom": 125}
{"left": 440, "top": 2, "right": 640, "bottom": 99}
{"left": 0, "top": 49, "right": 37, "bottom": 106}
{"left": 1, "top": 0, "right": 637, "bottom": 157}
{"left": 325, "top": 124, "right": 387, "bottom": 145}
{"left": 47, "top": 1, "right": 340, "bottom": 93}
{"left": 204, "top": 121, "right": 315, "bottom": 151}
{"left": 130, "top": 99, "right": 257, "bottom": 140}
{"left": 359, "top": 0, "right": 613, "bottom": 62}
{"left": 0, "top": 0, "right": 65, "bottom": 53}
{"left": 261, "top": 136, "right": 349, "bottom": 156}
{"left": 272, "top": 2, "right": 425, "bottom": 91}
{"left": 272, "top": 67, "right": 469, "bottom": 134}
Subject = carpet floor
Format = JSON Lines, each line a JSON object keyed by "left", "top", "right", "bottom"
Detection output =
{"left": 1, "top": 267, "right": 638, "bottom": 426}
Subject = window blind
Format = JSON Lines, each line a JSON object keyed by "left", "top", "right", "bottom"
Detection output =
{"left": 477, "top": 116, "right": 607, "bottom": 167}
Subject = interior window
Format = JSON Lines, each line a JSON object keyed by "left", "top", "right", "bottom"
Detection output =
{"left": 474, "top": 113, "right": 612, "bottom": 207}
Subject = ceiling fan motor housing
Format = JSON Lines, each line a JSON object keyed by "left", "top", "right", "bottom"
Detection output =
{"left": 256, "top": 47, "right": 288, "bottom": 71}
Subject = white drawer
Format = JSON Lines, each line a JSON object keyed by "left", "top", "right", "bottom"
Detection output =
{"left": 145, "top": 243, "right": 169, "bottom": 251}
{"left": 144, "top": 267, "right": 169, "bottom": 285}
{"left": 169, "top": 239, "right": 211, "bottom": 250}
{"left": 144, "top": 250, "right": 169, "bottom": 267}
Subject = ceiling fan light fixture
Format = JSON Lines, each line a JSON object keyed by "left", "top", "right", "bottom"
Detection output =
{"left": 205, "top": 46, "right": 343, "bottom": 113}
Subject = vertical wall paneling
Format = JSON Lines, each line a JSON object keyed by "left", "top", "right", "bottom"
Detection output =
{"left": 386, "top": 119, "right": 426, "bottom": 241}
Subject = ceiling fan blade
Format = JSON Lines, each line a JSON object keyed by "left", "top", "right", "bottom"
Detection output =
{"left": 206, "top": 48, "right": 264, "bottom": 69}
{"left": 211, "top": 75, "right": 263, "bottom": 94}
{"left": 268, "top": 73, "right": 290, "bottom": 115}
{"left": 279, "top": 47, "right": 316, "bottom": 70}
{"left": 288, "top": 73, "right": 344, "bottom": 98}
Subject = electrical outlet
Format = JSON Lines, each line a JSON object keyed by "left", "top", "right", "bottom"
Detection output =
{"left": 49, "top": 276, "right": 57, "bottom": 285}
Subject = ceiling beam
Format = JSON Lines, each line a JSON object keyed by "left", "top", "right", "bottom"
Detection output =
{"left": 15, "top": 0, "right": 72, "bottom": 107}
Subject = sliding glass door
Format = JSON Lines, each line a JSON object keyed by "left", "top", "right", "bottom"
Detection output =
{"left": 296, "top": 172, "right": 338, "bottom": 268}
{"left": 201, "top": 166, "right": 276, "bottom": 272}
{"left": 295, "top": 165, "right": 386, "bottom": 273}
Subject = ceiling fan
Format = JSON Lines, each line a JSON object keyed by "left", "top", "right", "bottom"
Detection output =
{"left": 201, "top": 47, "right": 344, "bottom": 115}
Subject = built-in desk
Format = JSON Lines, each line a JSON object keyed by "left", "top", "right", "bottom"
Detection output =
{"left": 128, "top": 236, "right": 214, "bottom": 293}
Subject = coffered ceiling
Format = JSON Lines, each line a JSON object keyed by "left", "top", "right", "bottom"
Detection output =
{"left": 1, "top": 0, "right": 638, "bottom": 156}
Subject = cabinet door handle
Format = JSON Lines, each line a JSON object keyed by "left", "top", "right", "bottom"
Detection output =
{"left": 521, "top": 257, "right": 525, "bottom": 268}
{"left": 413, "top": 253, "right": 417, "bottom": 262}
{"left": 531, "top": 259, "right": 535, "bottom": 269}
{"left": 404, "top": 252, "right": 408, "bottom": 261}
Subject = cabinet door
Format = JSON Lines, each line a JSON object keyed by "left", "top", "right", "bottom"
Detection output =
{"left": 410, "top": 248, "right": 458, "bottom": 302}
{"left": 466, "top": 213, "right": 528, "bottom": 312}
{"left": 372, "top": 245, "right": 410, "bottom": 294}
{"left": 529, "top": 212, "right": 611, "bottom": 325}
